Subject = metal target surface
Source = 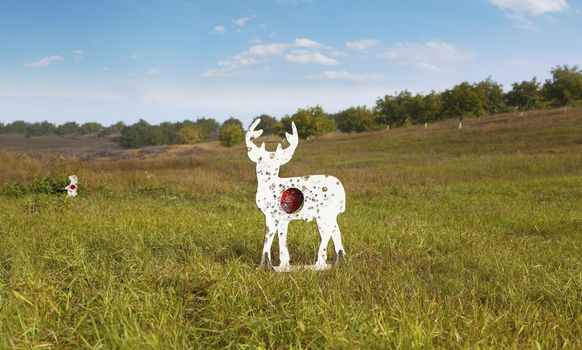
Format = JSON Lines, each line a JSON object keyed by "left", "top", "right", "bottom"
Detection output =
{"left": 245, "top": 118, "right": 346, "bottom": 272}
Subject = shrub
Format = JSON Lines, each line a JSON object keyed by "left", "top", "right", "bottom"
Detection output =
{"left": 176, "top": 126, "right": 204, "bottom": 144}
{"left": 29, "top": 177, "right": 68, "bottom": 195}
{"left": 219, "top": 120, "right": 244, "bottom": 147}
{"left": 1, "top": 183, "right": 26, "bottom": 197}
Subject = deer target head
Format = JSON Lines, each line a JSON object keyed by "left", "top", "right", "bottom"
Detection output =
{"left": 68, "top": 175, "right": 78, "bottom": 185}
{"left": 245, "top": 118, "right": 298, "bottom": 168}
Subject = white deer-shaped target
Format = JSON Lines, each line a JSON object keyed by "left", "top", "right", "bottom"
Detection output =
{"left": 246, "top": 118, "right": 346, "bottom": 271}
{"left": 66, "top": 175, "right": 78, "bottom": 197}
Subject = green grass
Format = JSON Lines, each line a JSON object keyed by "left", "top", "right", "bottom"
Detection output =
{"left": 1, "top": 109, "right": 581, "bottom": 348}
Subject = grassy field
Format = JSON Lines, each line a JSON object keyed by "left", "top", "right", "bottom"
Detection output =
{"left": 1, "top": 109, "right": 581, "bottom": 348}
{"left": 0, "top": 133, "right": 120, "bottom": 154}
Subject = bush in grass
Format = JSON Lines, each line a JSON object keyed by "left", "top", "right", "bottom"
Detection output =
{"left": 219, "top": 119, "right": 244, "bottom": 147}
{"left": 1, "top": 183, "right": 26, "bottom": 197}
{"left": 29, "top": 177, "right": 68, "bottom": 195}
{"left": 176, "top": 126, "right": 204, "bottom": 144}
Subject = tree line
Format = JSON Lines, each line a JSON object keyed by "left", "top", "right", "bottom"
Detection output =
{"left": 1, "top": 65, "right": 581, "bottom": 148}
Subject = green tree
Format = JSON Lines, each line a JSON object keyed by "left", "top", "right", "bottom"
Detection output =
{"left": 176, "top": 126, "right": 204, "bottom": 144}
{"left": 157, "top": 122, "right": 177, "bottom": 144}
{"left": 441, "top": 82, "right": 481, "bottom": 124}
{"left": 505, "top": 78, "right": 542, "bottom": 111}
{"left": 5, "top": 120, "right": 30, "bottom": 134}
{"left": 253, "top": 114, "right": 279, "bottom": 134}
{"left": 421, "top": 91, "right": 444, "bottom": 125}
{"left": 219, "top": 119, "right": 244, "bottom": 147}
{"left": 336, "top": 106, "right": 380, "bottom": 132}
{"left": 98, "top": 121, "right": 125, "bottom": 137}
{"left": 26, "top": 121, "right": 56, "bottom": 136}
{"left": 56, "top": 121, "right": 80, "bottom": 135}
{"left": 222, "top": 117, "right": 243, "bottom": 128}
{"left": 195, "top": 118, "right": 220, "bottom": 140}
{"left": 80, "top": 122, "right": 103, "bottom": 135}
{"left": 374, "top": 91, "right": 418, "bottom": 128}
{"left": 542, "top": 65, "right": 582, "bottom": 107}
{"left": 474, "top": 78, "right": 507, "bottom": 115}
{"left": 120, "top": 119, "right": 152, "bottom": 148}
{"left": 109, "top": 121, "right": 126, "bottom": 133}
{"left": 280, "top": 106, "right": 335, "bottom": 139}
{"left": 407, "top": 93, "right": 428, "bottom": 125}
{"left": 147, "top": 126, "right": 169, "bottom": 146}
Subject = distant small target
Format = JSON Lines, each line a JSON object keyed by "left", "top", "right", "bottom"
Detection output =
{"left": 66, "top": 175, "right": 78, "bottom": 197}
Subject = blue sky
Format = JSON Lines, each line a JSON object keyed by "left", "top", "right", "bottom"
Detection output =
{"left": 0, "top": 0, "right": 581, "bottom": 126}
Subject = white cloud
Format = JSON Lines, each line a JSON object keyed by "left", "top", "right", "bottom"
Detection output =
{"left": 345, "top": 39, "right": 379, "bottom": 50}
{"left": 213, "top": 25, "right": 226, "bottom": 34}
{"left": 245, "top": 43, "right": 290, "bottom": 56}
{"left": 504, "top": 12, "right": 535, "bottom": 29}
{"left": 72, "top": 50, "right": 83, "bottom": 61}
{"left": 130, "top": 53, "right": 139, "bottom": 59}
{"left": 24, "top": 55, "right": 65, "bottom": 68}
{"left": 414, "top": 62, "right": 440, "bottom": 73}
{"left": 202, "top": 43, "right": 289, "bottom": 77}
{"left": 285, "top": 50, "right": 338, "bottom": 65}
{"left": 234, "top": 16, "right": 253, "bottom": 27}
{"left": 100, "top": 67, "right": 111, "bottom": 74}
{"left": 309, "top": 70, "right": 382, "bottom": 82}
{"left": 377, "top": 40, "right": 472, "bottom": 72}
{"left": 203, "top": 38, "right": 341, "bottom": 77}
{"left": 129, "top": 67, "right": 163, "bottom": 76}
{"left": 489, "top": 0, "right": 568, "bottom": 28}
{"left": 329, "top": 50, "right": 348, "bottom": 57}
{"left": 203, "top": 43, "right": 288, "bottom": 77}
{"left": 202, "top": 67, "right": 270, "bottom": 78}
{"left": 488, "top": 0, "right": 568, "bottom": 15}
{"left": 145, "top": 67, "right": 162, "bottom": 75}
{"left": 294, "top": 38, "right": 321, "bottom": 48}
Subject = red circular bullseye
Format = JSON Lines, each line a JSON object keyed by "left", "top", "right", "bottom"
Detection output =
{"left": 69, "top": 185, "right": 76, "bottom": 190}
{"left": 280, "top": 188, "right": 304, "bottom": 214}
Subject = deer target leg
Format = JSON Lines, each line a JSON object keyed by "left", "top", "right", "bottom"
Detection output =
{"left": 330, "top": 217, "right": 345, "bottom": 267}
{"left": 277, "top": 220, "right": 291, "bottom": 269}
{"left": 315, "top": 220, "right": 332, "bottom": 270}
{"left": 259, "top": 218, "right": 277, "bottom": 270}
